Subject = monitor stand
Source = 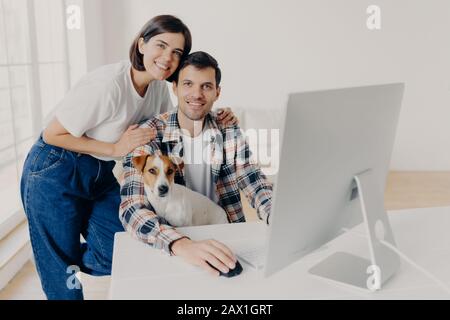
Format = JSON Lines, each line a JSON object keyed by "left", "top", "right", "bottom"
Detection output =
{"left": 308, "top": 170, "right": 401, "bottom": 291}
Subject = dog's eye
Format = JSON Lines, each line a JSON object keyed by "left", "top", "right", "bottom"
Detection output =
{"left": 167, "top": 169, "right": 174, "bottom": 175}
{"left": 149, "top": 168, "right": 157, "bottom": 175}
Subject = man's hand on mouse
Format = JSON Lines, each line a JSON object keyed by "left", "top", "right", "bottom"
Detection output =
{"left": 171, "top": 238, "right": 237, "bottom": 276}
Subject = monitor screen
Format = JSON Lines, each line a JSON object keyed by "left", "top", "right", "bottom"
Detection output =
{"left": 263, "top": 83, "right": 404, "bottom": 285}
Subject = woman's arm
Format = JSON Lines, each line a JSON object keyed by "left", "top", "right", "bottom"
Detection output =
{"left": 43, "top": 118, "right": 156, "bottom": 158}
{"left": 216, "top": 107, "right": 239, "bottom": 127}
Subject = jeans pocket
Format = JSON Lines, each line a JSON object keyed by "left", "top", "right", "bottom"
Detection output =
{"left": 30, "top": 144, "right": 66, "bottom": 176}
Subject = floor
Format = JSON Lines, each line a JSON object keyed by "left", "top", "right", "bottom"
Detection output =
{"left": 0, "top": 260, "right": 111, "bottom": 300}
{"left": 1, "top": 171, "right": 450, "bottom": 300}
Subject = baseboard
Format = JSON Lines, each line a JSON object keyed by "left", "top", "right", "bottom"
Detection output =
{"left": 0, "top": 221, "right": 32, "bottom": 291}
{"left": 0, "top": 243, "right": 32, "bottom": 291}
{"left": 0, "top": 210, "right": 26, "bottom": 241}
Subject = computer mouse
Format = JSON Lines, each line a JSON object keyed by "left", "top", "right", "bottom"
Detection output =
{"left": 207, "top": 260, "right": 243, "bottom": 278}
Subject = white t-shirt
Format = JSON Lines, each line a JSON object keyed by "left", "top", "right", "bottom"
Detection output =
{"left": 182, "top": 127, "right": 219, "bottom": 204}
{"left": 52, "top": 60, "right": 173, "bottom": 161}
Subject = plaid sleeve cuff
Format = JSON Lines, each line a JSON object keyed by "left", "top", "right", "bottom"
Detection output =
{"left": 154, "top": 227, "right": 188, "bottom": 256}
{"left": 257, "top": 201, "right": 272, "bottom": 225}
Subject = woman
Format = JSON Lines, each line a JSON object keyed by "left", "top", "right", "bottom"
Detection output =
{"left": 20, "top": 15, "right": 237, "bottom": 300}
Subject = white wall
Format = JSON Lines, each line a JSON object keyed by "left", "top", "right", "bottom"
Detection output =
{"left": 86, "top": 0, "right": 450, "bottom": 171}
{"left": 65, "top": 0, "right": 87, "bottom": 86}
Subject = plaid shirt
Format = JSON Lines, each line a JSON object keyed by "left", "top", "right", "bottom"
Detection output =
{"left": 119, "top": 109, "right": 273, "bottom": 255}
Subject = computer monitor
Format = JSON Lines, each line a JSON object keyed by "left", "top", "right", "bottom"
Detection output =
{"left": 263, "top": 83, "right": 405, "bottom": 290}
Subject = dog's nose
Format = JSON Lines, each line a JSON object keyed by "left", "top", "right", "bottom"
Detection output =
{"left": 158, "top": 185, "right": 169, "bottom": 196}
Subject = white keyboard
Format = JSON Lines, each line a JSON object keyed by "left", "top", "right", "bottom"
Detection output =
{"left": 235, "top": 243, "right": 267, "bottom": 270}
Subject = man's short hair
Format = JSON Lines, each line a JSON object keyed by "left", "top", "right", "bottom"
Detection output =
{"left": 174, "top": 51, "right": 222, "bottom": 86}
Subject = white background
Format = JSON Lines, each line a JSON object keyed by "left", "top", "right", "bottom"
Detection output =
{"left": 81, "top": 0, "right": 450, "bottom": 170}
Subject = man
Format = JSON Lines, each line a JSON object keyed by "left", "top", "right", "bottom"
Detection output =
{"left": 120, "top": 51, "right": 272, "bottom": 276}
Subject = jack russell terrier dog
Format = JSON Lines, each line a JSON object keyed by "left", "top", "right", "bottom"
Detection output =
{"left": 132, "top": 153, "right": 229, "bottom": 227}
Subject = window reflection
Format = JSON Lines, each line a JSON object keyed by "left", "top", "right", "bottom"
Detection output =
{"left": 0, "top": 0, "right": 69, "bottom": 223}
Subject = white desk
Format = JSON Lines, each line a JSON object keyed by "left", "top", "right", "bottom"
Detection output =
{"left": 109, "top": 207, "right": 450, "bottom": 299}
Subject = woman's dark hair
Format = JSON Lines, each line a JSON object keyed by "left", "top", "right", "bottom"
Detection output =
{"left": 174, "top": 51, "right": 222, "bottom": 86}
{"left": 129, "top": 15, "right": 192, "bottom": 82}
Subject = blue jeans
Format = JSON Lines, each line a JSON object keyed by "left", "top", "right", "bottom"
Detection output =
{"left": 20, "top": 135, "right": 125, "bottom": 300}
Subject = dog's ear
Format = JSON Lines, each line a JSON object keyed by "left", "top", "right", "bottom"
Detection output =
{"left": 169, "top": 155, "right": 184, "bottom": 172}
{"left": 132, "top": 155, "right": 149, "bottom": 173}
{"left": 169, "top": 155, "right": 184, "bottom": 173}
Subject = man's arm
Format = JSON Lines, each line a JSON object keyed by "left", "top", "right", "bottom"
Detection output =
{"left": 233, "top": 126, "right": 273, "bottom": 224}
{"left": 119, "top": 120, "right": 186, "bottom": 255}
